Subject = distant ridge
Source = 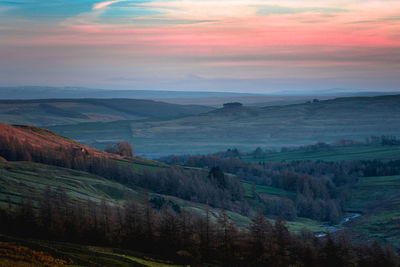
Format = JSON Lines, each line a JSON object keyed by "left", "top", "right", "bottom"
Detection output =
{"left": 0, "top": 86, "right": 398, "bottom": 104}
{"left": 271, "top": 88, "right": 398, "bottom": 96}
{"left": 0, "top": 98, "right": 213, "bottom": 126}
{"left": 48, "top": 94, "right": 400, "bottom": 157}
{"left": 0, "top": 86, "right": 262, "bottom": 99}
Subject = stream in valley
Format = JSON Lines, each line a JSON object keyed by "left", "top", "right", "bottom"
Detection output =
{"left": 315, "top": 213, "right": 362, "bottom": 238}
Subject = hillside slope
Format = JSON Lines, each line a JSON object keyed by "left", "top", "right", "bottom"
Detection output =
{"left": 346, "top": 175, "right": 400, "bottom": 248}
{"left": 0, "top": 123, "right": 113, "bottom": 159}
{"left": 0, "top": 161, "right": 142, "bottom": 208}
{"left": 50, "top": 94, "right": 400, "bottom": 157}
{"left": 0, "top": 123, "right": 251, "bottom": 221}
{"left": 0, "top": 123, "right": 329, "bottom": 233}
{"left": 0, "top": 98, "right": 213, "bottom": 126}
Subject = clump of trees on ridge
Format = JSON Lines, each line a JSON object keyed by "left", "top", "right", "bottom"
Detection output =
{"left": 105, "top": 142, "right": 134, "bottom": 157}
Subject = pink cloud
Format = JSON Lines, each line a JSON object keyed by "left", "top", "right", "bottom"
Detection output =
{"left": 6, "top": 1, "right": 400, "bottom": 71}
{"left": 93, "top": 0, "right": 125, "bottom": 10}
{"left": 23, "top": 19, "right": 400, "bottom": 49}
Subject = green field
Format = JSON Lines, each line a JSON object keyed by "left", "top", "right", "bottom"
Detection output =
{"left": 345, "top": 175, "right": 400, "bottom": 248}
{"left": 243, "top": 145, "right": 400, "bottom": 163}
{"left": 347, "top": 175, "right": 400, "bottom": 211}
{"left": 242, "top": 181, "right": 296, "bottom": 197}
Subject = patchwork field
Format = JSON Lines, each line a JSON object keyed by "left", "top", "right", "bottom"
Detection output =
{"left": 243, "top": 145, "right": 400, "bottom": 163}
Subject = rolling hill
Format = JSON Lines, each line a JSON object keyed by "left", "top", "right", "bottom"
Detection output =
{"left": 49, "top": 94, "right": 400, "bottom": 157}
{"left": 0, "top": 98, "right": 213, "bottom": 126}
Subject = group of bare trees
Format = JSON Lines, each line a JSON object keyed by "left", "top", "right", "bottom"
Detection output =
{"left": 0, "top": 188, "right": 398, "bottom": 266}
{"left": 105, "top": 142, "right": 134, "bottom": 157}
{"left": 162, "top": 154, "right": 400, "bottom": 224}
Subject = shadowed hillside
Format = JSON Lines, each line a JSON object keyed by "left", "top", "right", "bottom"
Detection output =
{"left": 49, "top": 94, "right": 400, "bottom": 157}
{"left": 0, "top": 98, "right": 213, "bottom": 126}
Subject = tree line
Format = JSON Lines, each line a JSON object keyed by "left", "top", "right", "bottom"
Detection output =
{"left": 160, "top": 153, "right": 400, "bottom": 223}
{"left": 0, "top": 187, "right": 398, "bottom": 267}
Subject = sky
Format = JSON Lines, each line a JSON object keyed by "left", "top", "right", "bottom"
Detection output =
{"left": 0, "top": 0, "right": 399, "bottom": 93}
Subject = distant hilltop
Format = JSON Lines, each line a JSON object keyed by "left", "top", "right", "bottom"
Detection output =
{"left": 223, "top": 102, "right": 243, "bottom": 108}
{"left": 0, "top": 86, "right": 261, "bottom": 100}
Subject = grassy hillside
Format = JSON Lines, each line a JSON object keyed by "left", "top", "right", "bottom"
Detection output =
{"left": 49, "top": 94, "right": 400, "bottom": 157}
{"left": 0, "top": 236, "right": 182, "bottom": 267}
{"left": 0, "top": 161, "right": 143, "bottom": 208}
{"left": 0, "top": 123, "right": 115, "bottom": 160}
{"left": 242, "top": 145, "right": 400, "bottom": 163}
{"left": 346, "top": 175, "right": 400, "bottom": 248}
{"left": 0, "top": 99, "right": 212, "bottom": 126}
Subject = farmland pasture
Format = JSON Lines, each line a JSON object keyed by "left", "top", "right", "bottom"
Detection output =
{"left": 243, "top": 145, "right": 400, "bottom": 163}
{"left": 242, "top": 181, "right": 296, "bottom": 198}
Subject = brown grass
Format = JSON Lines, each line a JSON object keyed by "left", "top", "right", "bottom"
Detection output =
{"left": 0, "top": 242, "right": 70, "bottom": 267}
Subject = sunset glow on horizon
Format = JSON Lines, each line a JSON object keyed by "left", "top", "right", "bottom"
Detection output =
{"left": 1, "top": 0, "right": 400, "bottom": 92}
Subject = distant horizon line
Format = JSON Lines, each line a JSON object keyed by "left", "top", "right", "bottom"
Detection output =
{"left": 1, "top": 85, "right": 399, "bottom": 96}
